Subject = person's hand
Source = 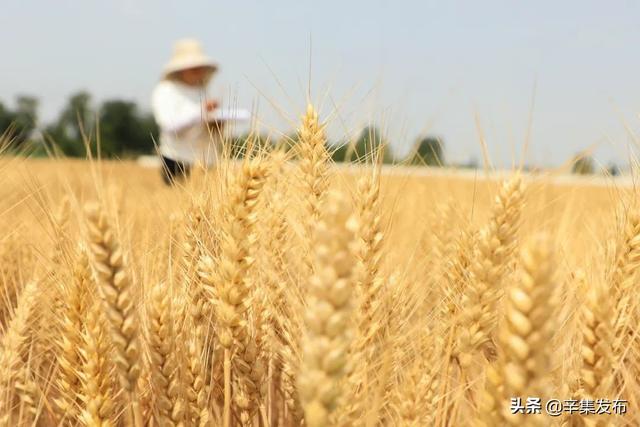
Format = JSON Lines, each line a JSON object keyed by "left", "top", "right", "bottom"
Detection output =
{"left": 204, "top": 99, "right": 219, "bottom": 112}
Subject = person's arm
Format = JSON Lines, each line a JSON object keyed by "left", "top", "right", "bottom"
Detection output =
{"left": 152, "top": 83, "right": 203, "bottom": 134}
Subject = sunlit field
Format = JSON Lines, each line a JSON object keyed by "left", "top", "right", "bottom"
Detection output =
{"left": 0, "top": 107, "right": 637, "bottom": 426}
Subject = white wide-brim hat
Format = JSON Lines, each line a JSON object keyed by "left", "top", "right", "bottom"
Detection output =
{"left": 163, "top": 38, "right": 218, "bottom": 78}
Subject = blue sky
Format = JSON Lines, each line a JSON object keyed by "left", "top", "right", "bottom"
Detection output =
{"left": 2, "top": 0, "right": 639, "bottom": 167}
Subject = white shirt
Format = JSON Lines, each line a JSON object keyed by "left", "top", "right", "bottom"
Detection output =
{"left": 151, "top": 80, "right": 220, "bottom": 166}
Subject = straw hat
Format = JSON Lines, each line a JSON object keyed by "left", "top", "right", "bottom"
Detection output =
{"left": 163, "top": 38, "right": 218, "bottom": 78}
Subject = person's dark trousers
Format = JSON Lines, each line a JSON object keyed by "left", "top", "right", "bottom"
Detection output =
{"left": 160, "top": 155, "right": 191, "bottom": 185}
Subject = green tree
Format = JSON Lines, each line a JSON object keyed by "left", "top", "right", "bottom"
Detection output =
{"left": 229, "top": 132, "right": 271, "bottom": 158}
{"left": 0, "top": 101, "right": 17, "bottom": 140}
{"left": 342, "top": 126, "right": 394, "bottom": 164}
{"left": 330, "top": 141, "right": 349, "bottom": 163}
{"left": 99, "top": 100, "right": 157, "bottom": 157}
{"left": 571, "top": 153, "right": 595, "bottom": 175}
{"left": 411, "top": 136, "right": 444, "bottom": 166}
{"left": 46, "top": 91, "right": 94, "bottom": 156}
{"left": 606, "top": 163, "right": 620, "bottom": 177}
{"left": 137, "top": 113, "right": 159, "bottom": 153}
{"left": 353, "top": 126, "right": 382, "bottom": 161}
{"left": 13, "top": 95, "right": 38, "bottom": 147}
{"left": 0, "top": 96, "right": 39, "bottom": 149}
{"left": 276, "top": 132, "right": 299, "bottom": 152}
{"left": 62, "top": 91, "right": 93, "bottom": 141}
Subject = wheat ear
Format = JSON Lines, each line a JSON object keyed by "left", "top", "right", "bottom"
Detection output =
{"left": 434, "top": 202, "right": 475, "bottom": 320}
{"left": 0, "top": 280, "right": 39, "bottom": 425}
{"left": 475, "top": 363, "right": 505, "bottom": 427}
{"left": 181, "top": 196, "right": 221, "bottom": 415}
{"left": 148, "top": 281, "right": 185, "bottom": 426}
{"left": 15, "top": 346, "right": 42, "bottom": 425}
{"left": 54, "top": 250, "right": 90, "bottom": 422}
{"left": 354, "top": 168, "right": 385, "bottom": 352}
{"left": 611, "top": 207, "right": 640, "bottom": 372}
{"left": 182, "top": 197, "right": 210, "bottom": 342}
{"left": 297, "top": 103, "right": 330, "bottom": 266}
{"left": 185, "top": 335, "right": 211, "bottom": 427}
{"left": 456, "top": 174, "right": 524, "bottom": 366}
{"left": 0, "top": 237, "right": 32, "bottom": 330}
{"left": 262, "top": 185, "right": 305, "bottom": 423}
{"left": 84, "top": 203, "right": 143, "bottom": 427}
{"left": 431, "top": 200, "right": 463, "bottom": 299}
{"left": 297, "top": 191, "right": 356, "bottom": 427}
{"left": 393, "top": 328, "right": 441, "bottom": 426}
{"left": 199, "top": 157, "right": 268, "bottom": 426}
{"left": 577, "top": 279, "right": 615, "bottom": 427}
{"left": 342, "top": 169, "right": 388, "bottom": 421}
{"left": 501, "top": 235, "right": 555, "bottom": 425}
{"left": 78, "top": 299, "right": 115, "bottom": 427}
{"left": 51, "top": 195, "right": 71, "bottom": 265}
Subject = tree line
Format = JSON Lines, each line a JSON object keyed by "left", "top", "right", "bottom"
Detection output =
{"left": 3, "top": 91, "right": 626, "bottom": 175}
{"left": 3, "top": 91, "right": 622, "bottom": 174}
{"left": 1, "top": 91, "right": 450, "bottom": 166}
{"left": 1, "top": 92, "right": 158, "bottom": 158}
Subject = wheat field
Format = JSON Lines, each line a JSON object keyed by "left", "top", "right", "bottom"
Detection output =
{"left": 0, "top": 104, "right": 637, "bottom": 426}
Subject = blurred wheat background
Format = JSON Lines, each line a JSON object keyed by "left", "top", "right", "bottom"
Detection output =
{"left": 0, "top": 104, "right": 637, "bottom": 426}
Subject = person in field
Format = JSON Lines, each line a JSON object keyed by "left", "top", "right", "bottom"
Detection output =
{"left": 152, "top": 39, "right": 223, "bottom": 185}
